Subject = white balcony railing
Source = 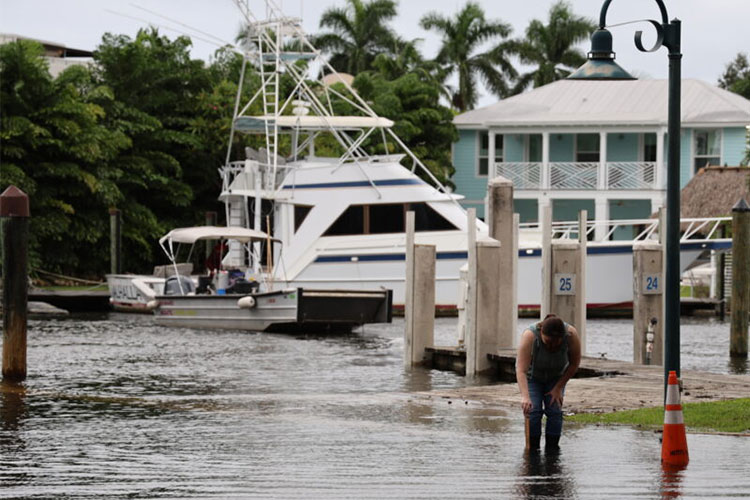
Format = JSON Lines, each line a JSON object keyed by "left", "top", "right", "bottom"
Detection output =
{"left": 607, "top": 161, "right": 656, "bottom": 189}
{"left": 494, "top": 162, "right": 542, "bottom": 189}
{"left": 494, "top": 161, "right": 659, "bottom": 191}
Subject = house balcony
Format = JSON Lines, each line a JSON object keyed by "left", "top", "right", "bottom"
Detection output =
{"left": 494, "top": 161, "right": 658, "bottom": 191}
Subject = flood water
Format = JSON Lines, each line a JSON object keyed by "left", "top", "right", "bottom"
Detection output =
{"left": 1, "top": 314, "right": 749, "bottom": 499}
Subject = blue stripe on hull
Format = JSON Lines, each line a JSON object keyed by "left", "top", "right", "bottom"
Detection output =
{"left": 312, "top": 240, "right": 730, "bottom": 263}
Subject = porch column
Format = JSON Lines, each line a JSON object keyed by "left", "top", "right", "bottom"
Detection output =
{"left": 598, "top": 131, "right": 607, "bottom": 190}
{"left": 594, "top": 197, "right": 608, "bottom": 241}
{"left": 542, "top": 132, "right": 550, "bottom": 189}
{"left": 655, "top": 128, "right": 665, "bottom": 190}
{"left": 488, "top": 130, "right": 496, "bottom": 179}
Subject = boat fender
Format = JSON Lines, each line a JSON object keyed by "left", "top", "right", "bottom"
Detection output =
{"left": 146, "top": 300, "right": 159, "bottom": 311}
{"left": 237, "top": 296, "right": 256, "bottom": 309}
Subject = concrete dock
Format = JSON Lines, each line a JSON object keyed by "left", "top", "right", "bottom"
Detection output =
{"left": 422, "top": 347, "right": 750, "bottom": 415}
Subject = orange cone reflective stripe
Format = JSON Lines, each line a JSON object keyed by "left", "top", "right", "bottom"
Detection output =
{"left": 661, "top": 371, "right": 689, "bottom": 467}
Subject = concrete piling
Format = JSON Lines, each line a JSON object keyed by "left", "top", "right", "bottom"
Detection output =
{"left": 633, "top": 241, "right": 664, "bottom": 365}
{"left": 1, "top": 186, "right": 30, "bottom": 382}
{"left": 109, "top": 208, "right": 122, "bottom": 275}
{"left": 543, "top": 209, "right": 586, "bottom": 352}
{"left": 540, "top": 205, "right": 552, "bottom": 320}
{"left": 404, "top": 211, "right": 435, "bottom": 367}
{"left": 730, "top": 198, "right": 749, "bottom": 357}
{"left": 487, "top": 177, "right": 516, "bottom": 349}
{"left": 577, "top": 210, "right": 588, "bottom": 352}
{"left": 466, "top": 237, "right": 502, "bottom": 376}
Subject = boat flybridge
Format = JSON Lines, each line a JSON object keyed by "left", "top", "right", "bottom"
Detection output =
{"left": 214, "top": 0, "right": 730, "bottom": 315}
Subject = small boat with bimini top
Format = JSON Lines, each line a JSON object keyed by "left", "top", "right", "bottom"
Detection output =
{"left": 151, "top": 225, "right": 392, "bottom": 332}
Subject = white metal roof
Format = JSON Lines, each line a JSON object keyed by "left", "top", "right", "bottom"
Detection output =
{"left": 454, "top": 79, "right": 750, "bottom": 128}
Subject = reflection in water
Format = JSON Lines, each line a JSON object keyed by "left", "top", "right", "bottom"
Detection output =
{"left": 0, "top": 381, "right": 26, "bottom": 431}
{"left": 660, "top": 463, "right": 686, "bottom": 499}
{"left": 728, "top": 355, "right": 748, "bottom": 374}
{"left": 514, "top": 449, "right": 577, "bottom": 499}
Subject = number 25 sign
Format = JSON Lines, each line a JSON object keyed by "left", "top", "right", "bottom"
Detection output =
{"left": 553, "top": 273, "right": 576, "bottom": 295}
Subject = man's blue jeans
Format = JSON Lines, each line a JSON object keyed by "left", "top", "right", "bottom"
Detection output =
{"left": 527, "top": 376, "right": 564, "bottom": 437}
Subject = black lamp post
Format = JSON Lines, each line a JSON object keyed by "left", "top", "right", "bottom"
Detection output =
{"left": 568, "top": 0, "right": 682, "bottom": 387}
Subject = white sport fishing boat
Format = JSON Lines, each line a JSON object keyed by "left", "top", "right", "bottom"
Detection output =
{"left": 214, "top": 1, "right": 730, "bottom": 315}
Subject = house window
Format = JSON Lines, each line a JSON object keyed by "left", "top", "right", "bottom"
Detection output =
{"left": 478, "top": 132, "right": 503, "bottom": 176}
{"left": 527, "top": 134, "right": 542, "bottom": 162}
{"left": 642, "top": 133, "right": 657, "bottom": 162}
{"left": 576, "top": 134, "right": 600, "bottom": 162}
{"left": 694, "top": 129, "right": 721, "bottom": 171}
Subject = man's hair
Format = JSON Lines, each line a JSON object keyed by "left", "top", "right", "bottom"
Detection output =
{"left": 540, "top": 314, "right": 566, "bottom": 338}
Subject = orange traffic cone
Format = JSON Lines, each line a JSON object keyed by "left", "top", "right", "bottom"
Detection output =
{"left": 661, "top": 370, "right": 689, "bottom": 467}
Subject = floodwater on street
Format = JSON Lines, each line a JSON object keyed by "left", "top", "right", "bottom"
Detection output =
{"left": 1, "top": 313, "right": 748, "bottom": 498}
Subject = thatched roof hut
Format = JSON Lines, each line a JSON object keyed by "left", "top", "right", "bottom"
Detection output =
{"left": 680, "top": 166, "right": 750, "bottom": 218}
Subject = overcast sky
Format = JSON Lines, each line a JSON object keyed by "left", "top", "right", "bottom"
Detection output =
{"left": 2, "top": 0, "right": 749, "bottom": 106}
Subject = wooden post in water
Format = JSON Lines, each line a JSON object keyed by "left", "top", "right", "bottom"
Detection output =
{"left": 465, "top": 237, "right": 501, "bottom": 376}
{"left": 109, "top": 208, "right": 122, "bottom": 275}
{"left": 633, "top": 241, "right": 664, "bottom": 365}
{"left": 1, "top": 186, "right": 30, "bottom": 382}
{"left": 487, "top": 177, "right": 516, "bottom": 349}
{"left": 404, "top": 211, "right": 435, "bottom": 367}
{"left": 730, "top": 198, "right": 750, "bottom": 357}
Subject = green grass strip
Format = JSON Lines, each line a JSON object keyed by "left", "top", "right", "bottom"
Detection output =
{"left": 568, "top": 398, "right": 750, "bottom": 433}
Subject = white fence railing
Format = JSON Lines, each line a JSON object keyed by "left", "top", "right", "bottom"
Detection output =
{"left": 494, "top": 161, "right": 659, "bottom": 190}
{"left": 607, "top": 161, "right": 656, "bottom": 189}
{"left": 494, "top": 162, "right": 542, "bottom": 189}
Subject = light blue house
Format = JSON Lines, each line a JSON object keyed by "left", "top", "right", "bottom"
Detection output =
{"left": 452, "top": 78, "right": 750, "bottom": 239}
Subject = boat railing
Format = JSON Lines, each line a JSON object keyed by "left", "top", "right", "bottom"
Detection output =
{"left": 220, "top": 160, "right": 294, "bottom": 194}
{"left": 519, "top": 216, "right": 731, "bottom": 244}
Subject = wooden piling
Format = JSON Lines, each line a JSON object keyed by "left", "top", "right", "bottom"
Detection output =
{"left": 404, "top": 211, "right": 435, "bottom": 367}
{"left": 109, "top": 208, "right": 121, "bottom": 275}
{"left": 633, "top": 241, "right": 664, "bottom": 365}
{"left": 1, "top": 186, "right": 30, "bottom": 382}
{"left": 487, "top": 177, "right": 516, "bottom": 349}
{"left": 730, "top": 198, "right": 749, "bottom": 357}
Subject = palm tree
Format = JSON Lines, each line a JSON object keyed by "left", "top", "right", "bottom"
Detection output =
{"left": 510, "top": 1, "right": 596, "bottom": 94}
{"left": 420, "top": 2, "right": 516, "bottom": 112}
{"left": 315, "top": 0, "right": 398, "bottom": 75}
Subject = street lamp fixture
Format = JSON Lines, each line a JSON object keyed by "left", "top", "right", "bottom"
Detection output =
{"left": 568, "top": 0, "right": 683, "bottom": 389}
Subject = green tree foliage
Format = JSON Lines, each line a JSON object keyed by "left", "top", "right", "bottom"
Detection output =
{"left": 717, "top": 53, "right": 750, "bottom": 167}
{"left": 420, "top": 2, "right": 516, "bottom": 112}
{"left": 509, "top": 0, "right": 596, "bottom": 94}
{"left": 343, "top": 71, "right": 458, "bottom": 185}
{"left": 92, "top": 29, "right": 224, "bottom": 270}
{"left": 1, "top": 40, "right": 130, "bottom": 275}
{"left": 315, "top": 0, "right": 398, "bottom": 75}
{"left": 718, "top": 52, "right": 750, "bottom": 100}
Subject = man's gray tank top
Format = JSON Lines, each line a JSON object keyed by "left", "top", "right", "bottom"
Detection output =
{"left": 526, "top": 322, "right": 570, "bottom": 382}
